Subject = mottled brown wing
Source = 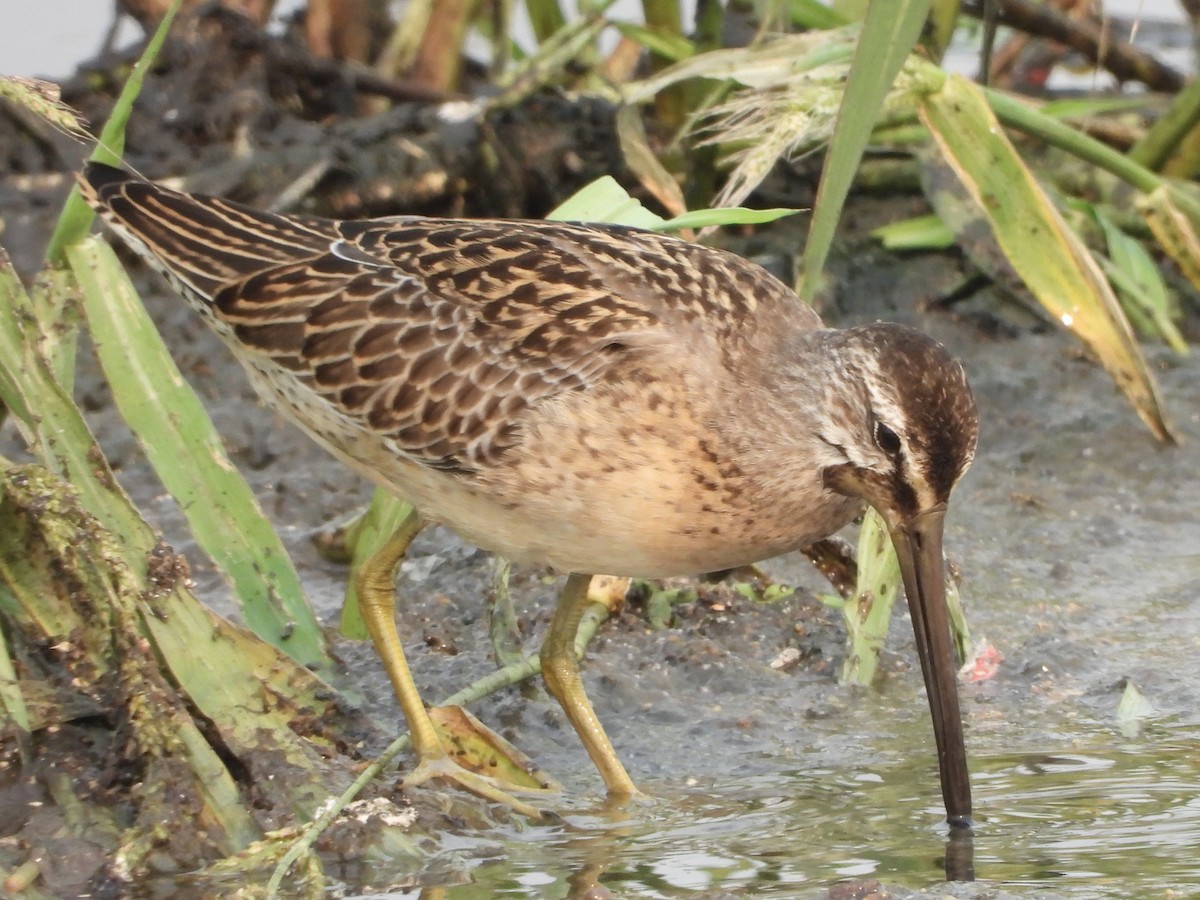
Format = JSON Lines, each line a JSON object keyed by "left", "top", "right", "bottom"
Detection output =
{"left": 81, "top": 165, "right": 656, "bottom": 471}
{"left": 295, "top": 217, "right": 795, "bottom": 470}
{"left": 81, "top": 164, "right": 797, "bottom": 474}
{"left": 211, "top": 239, "right": 662, "bottom": 471}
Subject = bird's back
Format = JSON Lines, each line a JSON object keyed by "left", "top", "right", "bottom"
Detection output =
{"left": 80, "top": 164, "right": 817, "bottom": 473}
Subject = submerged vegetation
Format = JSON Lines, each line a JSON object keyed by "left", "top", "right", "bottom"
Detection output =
{"left": 1, "top": 0, "right": 1197, "bottom": 893}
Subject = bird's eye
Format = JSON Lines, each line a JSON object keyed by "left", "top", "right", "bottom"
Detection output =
{"left": 874, "top": 421, "right": 902, "bottom": 456}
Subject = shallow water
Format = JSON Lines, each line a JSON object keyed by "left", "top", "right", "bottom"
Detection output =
{"left": 9, "top": 182, "right": 1198, "bottom": 896}
{"left": 336, "top": 730, "right": 1200, "bottom": 898}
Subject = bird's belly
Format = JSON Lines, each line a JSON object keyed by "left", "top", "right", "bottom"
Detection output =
{"left": 447, "top": 473, "right": 861, "bottom": 577}
{"left": 447, "top": 434, "right": 861, "bottom": 578}
{"left": 324, "top": 443, "right": 798, "bottom": 576}
{"left": 246, "top": 361, "right": 861, "bottom": 577}
{"left": 297, "top": 414, "right": 859, "bottom": 577}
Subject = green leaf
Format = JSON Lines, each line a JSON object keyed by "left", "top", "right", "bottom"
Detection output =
{"left": 0, "top": 463, "right": 350, "bottom": 831}
{"left": 549, "top": 174, "right": 799, "bottom": 231}
{"left": 871, "top": 213, "right": 956, "bottom": 251}
{"left": 1128, "top": 71, "right": 1200, "bottom": 173}
{"left": 0, "top": 257, "right": 37, "bottom": 428}
{"left": 1116, "top": 680, "right": 1155, "bottom": 738}
{"left": 660, "top": 206, "right": 802, "bottom": 230}
{"left": 0, "top": 257, "right": 135, "bottom": 536}
{"left": 840, "top": 508, "right": 900, "bottom": 687}
{"left": 1038, "top": 96, "right": 1147, "bottom": 119}
{"left": 0, "top": 464, "right": 262, "bottom": 850}
{"left": 68, "top": 238, "right": 329, "bottom": 667}
{"left": 788, "top": 0, "right": 850, "bottom": 29}
{"left": 1090, "top": 206, "right": 1188, "bottom": 354}
{"left": 1138, "top": 184, "right": 1200, "bottom": 298}
{"left": 525, "top": 0, "right": 567, "bottom": 43}
{"left": 547, "top": 175, "right": 667, "bottom": 228}
{"left": 0, "top": 255, "right": 348, "bottom": 833}
{"left": 0, "top": 604, "right": 31, "bottom": 761}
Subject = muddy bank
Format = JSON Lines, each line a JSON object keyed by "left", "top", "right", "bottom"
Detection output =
{"left": 2, "top": 11, "right": 1199, "bottom": 897}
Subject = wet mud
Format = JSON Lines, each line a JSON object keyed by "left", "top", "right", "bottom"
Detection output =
{"left": 2, "top": 16, "right": 1199, "bottom": 896}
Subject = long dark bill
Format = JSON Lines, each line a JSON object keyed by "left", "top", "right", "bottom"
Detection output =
{"left": 889, "top": 506, "right": 973, "bottom": 829}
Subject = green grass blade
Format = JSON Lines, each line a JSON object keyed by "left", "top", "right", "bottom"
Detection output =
{"left": 983, "top": 87, "right": 1200, "bottom": 231}
{"left": 548, "top": 173, "right": 798, "bottom": 231}
{"left": 840, "top": 509, "right": 900, "bottom": 687}
{"left": 493, "top": 4, "right": 613, "bottom": 100}
{"left": 0, "top": 464, "right": 262, "bottom": 853}
{"left": 1, "top": 463, "right": 350, "bottom": 838}
{"left": 0, "top": 254, "right": 37, "bottom": 428}
{"left": 925, "top": 0, "right": 961, "bottom": 61}
{"left": 612, "top": 20, "right": 695, "bottom": 62}
{"left": 1038, "top": 96, "right": 1147, "bottom": 119}
{"left": 548, "top": 175, "right": 667, "bottom": 227}
{"left": 944, "top": 572, "right": 971, "bottom": 665}
{"left": 0, "top": 257, "right": 131, "bottom": 522}
{"left": 2, "top": 250, "right": 347, "bottom": 819}
{"left": 789, "top": 0, "right": 849, "bottom": 29}
{"left": 525, "top": 0, "right": 567, "bottom": 43}
{"left": 67, "top": 238, "right": 329, "bottom": 667}
{"left": 1091, "top": 206, "right": 1188, "bottom": 354}
{"left": 0, "top": 596, "right": 32, "bottom": 761}
{"left": 1128, "top": 73, "right": 1200, "bottom": 173}
{"left": 26, "top": 269, "right": 81, "bottom": 390}
{"left": 44, "top": 0, "right": 183, "bottom": 265}
{"left": 799, "top": 0, "right": 932, "bottom": 300}
{"left": 2, "top": 247, "right": 349, "bottom": 840}
{"left": 1137, "top": 185, "right": 1200, "bottom": 296}
{"left": 1115, "top": 680, "right": 1155, "bottom": 738}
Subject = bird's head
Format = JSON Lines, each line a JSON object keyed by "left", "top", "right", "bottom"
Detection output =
{"left": 814, "top": 322, "right": 979, "bottom": 827}
{"left": 817, "top": 323, "right": 978, "bottom": 526}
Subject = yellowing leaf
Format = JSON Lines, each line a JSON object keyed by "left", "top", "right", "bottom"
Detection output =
{"left": 429, "top": 705, "right": 562, "bottom": 792}
{"left": 921, "top": 75, "right": 1175, "bottom": 443}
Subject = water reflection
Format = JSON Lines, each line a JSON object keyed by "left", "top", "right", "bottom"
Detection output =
{"left": 355, "top": 728, "right": 1200, "bottom": 898}
{"left": 974, "top": 741, "right": 1200, "bottom": 889}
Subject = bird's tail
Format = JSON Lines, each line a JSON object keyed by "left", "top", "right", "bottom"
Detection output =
{"left": 78, "top": 162, "right": 334, "bottom": 299}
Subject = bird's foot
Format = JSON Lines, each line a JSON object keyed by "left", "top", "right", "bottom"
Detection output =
{"left": 400, "top": 705, "right": 561, "bottom": 818}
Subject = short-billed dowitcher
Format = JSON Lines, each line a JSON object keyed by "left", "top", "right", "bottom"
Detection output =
{"left": 80, "top": 162, "right": 978, "bottom": 826}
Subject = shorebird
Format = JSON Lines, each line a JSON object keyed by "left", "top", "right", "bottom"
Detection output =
{"left": 80, "top": 161, "right": 978, "bottom": 827}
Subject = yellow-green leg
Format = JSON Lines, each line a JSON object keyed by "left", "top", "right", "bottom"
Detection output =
{"left": 357, "top": 517, "right": 547, "bottom": 817}
{"left": 540, "top": 573, "right": 640, "bottom": 797}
